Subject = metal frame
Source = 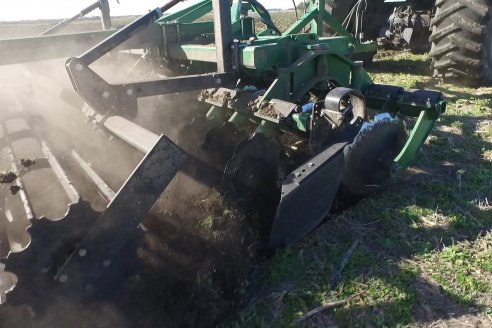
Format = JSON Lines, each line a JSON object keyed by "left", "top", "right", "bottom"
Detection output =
{"left": 65, "top": 0, "right": 239, "bottom": 120}
{"left": 41, "top": 0, "right": 111, "bottom": 36}
{"left": 61, "top": 0, "right": 445, "bottom": 170}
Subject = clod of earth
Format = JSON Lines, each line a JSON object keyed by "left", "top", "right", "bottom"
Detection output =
{"left": 0, "top": 172, "right": 17, "bottom": 184}
{"left": 20, "top": 159, "right": 35, "bottom": 169}
{"left": 257, "top": 104, "right": 278, "bottom": 119}
{"left": 9, "top": 185, "right": 20, "bottom": 195}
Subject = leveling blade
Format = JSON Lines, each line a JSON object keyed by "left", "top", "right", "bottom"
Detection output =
{"left": 53, "top": 135, "right": 186, "bottom": 294}
{"left": 269, "top": 143, "right": 346, "bottom": 248}
{"left": 269, "top": 124, "right": 362, "bottom": 248}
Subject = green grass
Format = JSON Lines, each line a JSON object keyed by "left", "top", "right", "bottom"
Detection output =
{"left": 223, "top": 51, "right": 492, "bottom": 327}
{"left": 419, "top": 234, "right": 492, "bottom": 305}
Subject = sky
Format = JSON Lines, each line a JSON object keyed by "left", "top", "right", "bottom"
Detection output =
{"left": 0, "top": 0, "right": 294, "bottom": 21}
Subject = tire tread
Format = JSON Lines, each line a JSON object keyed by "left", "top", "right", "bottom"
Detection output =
{"left": 430, "top": 0, "right": 491, "bottom": 85}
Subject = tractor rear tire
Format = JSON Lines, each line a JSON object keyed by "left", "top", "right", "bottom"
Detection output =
{"left": 429, "top": 0, "right": 492, "bottom": 85}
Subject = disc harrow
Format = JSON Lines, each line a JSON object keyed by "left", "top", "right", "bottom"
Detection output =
{"left": 341, "top": 113, "right": 409, "bottom": 198}
{"left": 224, "top": 133, "right": 281, "bottom": 205}
{"left": 0, "top": 0, "right": 447, "bottom": 310}
{"left": 0, "top": 91, "right": 85, "bottom": 300}
{"left": 200, "top": 122, "right": 249, "bottom": 171}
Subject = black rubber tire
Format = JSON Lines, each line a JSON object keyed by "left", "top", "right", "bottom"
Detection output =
{"left": 429, "top": 0, "right": 492, "bottom": 85}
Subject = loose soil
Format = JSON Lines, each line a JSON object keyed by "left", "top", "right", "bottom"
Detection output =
{"left": 0, "top": 172, "right": 17, "bottom": 184}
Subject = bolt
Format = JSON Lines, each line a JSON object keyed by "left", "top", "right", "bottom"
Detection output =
{"left": 102, "top": 259, "right": 111, "bottom": 267}
{"left": 308, "top": 162, "right": 315, "bottom": 167}
{"left": 102, "top": 91, "right": 110, "bottom": 98}
{"left": 294, "top": 172, "right": 301, "bottom": 178}
{"left": 216, "top": 78, "right": 222, "bottom": 85}
{"left": 78, "top": 248, "right": 87, "bottom": 257}
{"left": 59, "top": 274, "right": 68, "bottom": 283}
{"left": 126, "top": 89, "right": 134, "bottom": 96}
{"left": 75, "top": 63, "right": 84, "bottom": 71}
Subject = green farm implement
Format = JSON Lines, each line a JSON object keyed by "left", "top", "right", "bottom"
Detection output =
{"left": 0, "top": 0, "right": 445, "bottom": 310}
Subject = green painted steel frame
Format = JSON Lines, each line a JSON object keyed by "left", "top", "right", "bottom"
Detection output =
{"left": 394, "top": 110, "right": 436, "bottom": 169}
{"left": 283, "top": 0, "right": 376, "bottom": 55}
{"left": 257, "top": 48, "right": 368, "bottom": 102}
{"left": 155, "top": 0, "right": 444, "bottom": 168}
{"left": 0, "top": 0, "right": 443, "bottom": 170}
{"left": 158, "top": 0, "right": 376, "bottom": 52}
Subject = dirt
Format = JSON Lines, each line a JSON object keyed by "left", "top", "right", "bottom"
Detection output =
{"left": 412, "top": 275, "right": 492, "bottom": 328}
{"left": 20, "top": 159, "right": 35, "bottom": 169}
{"left": 0, "top": 172, "right": 17, "bottom": 184}
{"left": 9, "top": 186, "right": 20, "bottom": 195}
{"left": 0, "top": 189, "right": 261, "bottom": 328}
{"left": 118, "top": 169, "right": 268, "bottom": 327}
{"left": 105, "top": 144, "right": 279, "bottom": 327}
{"left": 258, "top": 105, "right": 279, "bottom": 119}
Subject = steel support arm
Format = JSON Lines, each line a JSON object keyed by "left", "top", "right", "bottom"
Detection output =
{"left": 67, "top": 0, "right": 240, "bottom": 121}
{"left": 212, "top": 0, "right": 233, "bottom": 73}
{"left": 394, "top": 110, "right": 437, "bottom": 169}
{"left": 79, "top": 8, "right": 161, "bottom": 65}
{"left": 65, "top": 0, "right": 188, "bottom": 119}
{"left": 41, "top": 0, "right": 102, "bottom": 36}
{"left": 77, "top": 0, "right": 184, "bottom": 65}
{"left": 124, "top": 73, "right": 237, "bottom": 98}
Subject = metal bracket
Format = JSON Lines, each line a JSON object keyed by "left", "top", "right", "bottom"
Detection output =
{"left": 323, "top": 87, "right": 366, "bottom": 125}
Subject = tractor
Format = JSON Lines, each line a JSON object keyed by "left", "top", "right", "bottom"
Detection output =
{"left": 324, "top": 0, "right": 492, "bottom": 85}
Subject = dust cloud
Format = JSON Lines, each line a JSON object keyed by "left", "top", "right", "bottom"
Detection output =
{"left": 0, "top": 20, "right": 264, "bottom": 328}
